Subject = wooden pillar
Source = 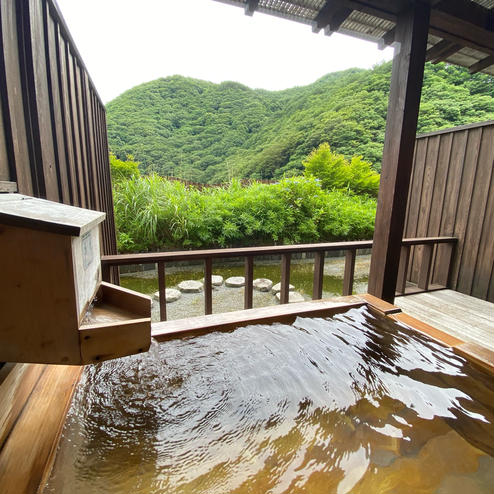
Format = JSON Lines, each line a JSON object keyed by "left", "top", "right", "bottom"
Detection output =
{"left": 368, "top": 2, "right": 430, "bottom": 303}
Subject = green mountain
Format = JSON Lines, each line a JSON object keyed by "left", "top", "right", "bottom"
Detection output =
{"left": 106, "top": 62, "right": 494, "bottom": 183}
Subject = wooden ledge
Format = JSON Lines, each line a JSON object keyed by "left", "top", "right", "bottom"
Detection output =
{"left": 0, "top": 364, "right": 83, "bottom": 494}
{"left": 152, "top": 296, "right": 365, "bottom": 341}
{"left": 358, "top": 293, "right": 402, "bottom": 315}
{"left": 390, "top": 312, "right": 494, "bottom": 374}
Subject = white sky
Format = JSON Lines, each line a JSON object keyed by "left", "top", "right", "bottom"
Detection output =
{"left": 56, "top": 0, "right": 394, "bottom": 103}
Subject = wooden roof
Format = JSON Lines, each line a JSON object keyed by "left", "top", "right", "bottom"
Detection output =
{"left": 215, "top": 0, "right": 494, "bottom": 75}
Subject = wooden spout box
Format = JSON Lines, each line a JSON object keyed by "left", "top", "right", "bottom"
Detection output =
{"left": 0, "top": 194, "right": 151, "bottom": 365}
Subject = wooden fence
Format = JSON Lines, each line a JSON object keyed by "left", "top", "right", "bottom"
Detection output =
{"left": 0, "top": 0, "right": 116, "bottom": 255}
{"left": 404, "top": 120, "right": 494, "bottom": 302}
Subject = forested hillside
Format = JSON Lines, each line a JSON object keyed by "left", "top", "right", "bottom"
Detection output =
{"left": 106, "top": 62, "right": 493, "bottom": 183}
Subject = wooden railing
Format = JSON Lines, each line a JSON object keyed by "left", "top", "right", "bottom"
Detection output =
{"left": 101, "top": 237, "right": 457, "bottom": 321}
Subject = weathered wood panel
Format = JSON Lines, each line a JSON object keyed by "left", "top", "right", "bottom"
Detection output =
{"left": 0, "top": 0, "right": 116, "bottom": 255}
{"left": 404, "top": 121, "right": 494, "bottom": 302}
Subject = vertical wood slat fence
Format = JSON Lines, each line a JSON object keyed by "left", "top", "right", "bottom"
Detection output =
{"left": 101, "top": 237, "right": 456, "bottom": 322}
{"left": 0, "top": 0, "right": 116, "bottom": 256}
{"left": 404, "top": 121, "right": 494, "bottom": 302}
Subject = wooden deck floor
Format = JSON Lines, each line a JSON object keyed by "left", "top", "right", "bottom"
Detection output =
{"left": 395, "top": 289, "right": 494, "bottom": 351}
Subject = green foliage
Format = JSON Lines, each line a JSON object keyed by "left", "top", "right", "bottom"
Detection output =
{"left": 109, "top": 152, "right": 140, "bottom": 183}
{"left": 106, "top": 63, "right": 494, "bottom": 182}
{"left": 303, "top": 143, "right": 379, "bottom": 196}
{"left": 113, "top": 176, "right": 376, "bottom": 252}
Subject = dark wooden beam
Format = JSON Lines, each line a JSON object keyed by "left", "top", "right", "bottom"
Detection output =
{"left": 469, "top": 54, "right": 494, "bottom": 74}
{"left": 368, "top": 2, "right": 431, "bottom": 304}
{"left": 378, "top": 27, "right": 395, "bottom": 50}
{"left": 324, "top": 7, "right": 352, "bottom": 36}
{"left": 426, "top": 40, "right": 461, "bottom": 63}
{"left": 244, "top": 0, "right": 258, "bottom": 17}
{"left": 312, "top": 1, "right": 342, "bottom": 33}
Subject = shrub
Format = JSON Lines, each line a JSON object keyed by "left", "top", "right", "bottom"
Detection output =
{"left": 113, "top": 175, "right": 376, "bottom": 252}
{"left": 303, "top": 143, "right": 380, "bottom": 196}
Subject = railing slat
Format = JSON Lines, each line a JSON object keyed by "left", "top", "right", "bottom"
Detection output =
{"left": 204, "top": 258, "right": 213, "bottom": 315}
{"left": 244, "top": 256, "right": 254, "bottom": 309}
{"left": 312, "top": 251, "right": 325, "bottom": 300}
{"left": 280, "top": 254, "right": 291, "bottom": 304}
{"left": 396, "top": 245, "right": 411, "bottom": 294}
{"left": 158, "top": 261, "right": 167, "bottom": 321}
{"left": 343, "top": 250, "right": 356, "bottom": 296}
{"left": 418, "top": 244, "right": 434, "bottom": 290}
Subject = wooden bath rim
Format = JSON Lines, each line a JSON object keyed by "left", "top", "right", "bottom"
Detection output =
{"left": 0, "top": 293, "right": 493, "bottom": 494}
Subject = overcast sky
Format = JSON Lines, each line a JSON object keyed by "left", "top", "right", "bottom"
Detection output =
{"left": 56, "top": 0, "right": 394, "bottom": 103}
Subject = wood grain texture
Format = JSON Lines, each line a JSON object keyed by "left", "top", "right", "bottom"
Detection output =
{"left": 0, "top": 364, "right": 82, "bottom": 494}
{"left": 368, "top": 2, "right": 430, "bottom": 303}
{"left": 0, "top": 0, "right": 117, "bottom": 255}
{"left": 404, "top": 122, "right": 494, "bottom": 301}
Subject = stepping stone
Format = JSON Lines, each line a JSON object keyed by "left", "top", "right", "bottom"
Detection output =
{"left": 271, "top": 282, "right": 295, "bottom": 294}
{"left": 275, "top": 291, "right": 305, "bottom": 303}
{"left": 153, "top": 288, "right": 181, "bottom": 303}
{"left": 178, "top": 280, "right": 203, "bottom": 293}
{"left": 202, "top": 275, "right": 224, "bottom": 286}
{"left": 225, "top": 276, "right": 245, "bottom": 287}
{"left": 253, "top": 278, "right": 273, "bottom": 292}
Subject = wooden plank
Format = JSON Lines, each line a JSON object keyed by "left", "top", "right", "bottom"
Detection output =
{"left": 405, "top": 138, "right": 427, "bottom": 281}
{"left": 429, "top": 133, "right": 453, "bottom": 284}
{"left": 84, "top": 72, "right": 100, "bottom": 210}
{"left": 469, "top": 54, "right": 494, "bottom": 73}
{"left": 67, "top": 50, "right": 86, "bottom": 207}
{"left": 449, "top": 127, "right": 482, "bottom": 290}
{"left": 1, "top": 0, "right": 33, "bottom": 195}
{"left": 157, "top": 261, "right": 166, "bottom": 321}
{"left": 57, "top": 34, "right": 79, "bottom": 206}
{"left": 395, "top": 290, "right": 494, "bottom": 350}
{"left": 244, "top": 255, "right": 254, "bottom": 309}
{"left": 0, "top": 364, "right": 45, "bottom": 450}
{"left": 471, "top": 170, "right": 494, "bottom": 300}
{"left": 396, "top": 245, "right": 410, "bottom": 294}
{"left": 359, "top": 293, "right": 401, "bottom": 315}
{"left": 457, "top": 126, "right": 494, "bottom": 295}
{"left": 312, "top": 251, "right": 324, "bottom": 300}
{"left": 324, "top": 7, "right": 352, "bottom": 36}
{"left": 391, "top": 312, "right": 464, "bottom": 347}
{"left": 0, "top": 364, "right": 83, "bottom": 494}
{"left": 153, "top": 297, "right": 366, "bottom": 341}
{"left": 27, "top": 0, "right": 59, "bottom": 201}
{"left": 455, "top": 342, "right": 494, "bottom": 373}
{"left": 0, "top": 225, "right": 81, "bottom": 364}
{"left": 0, "top": 180, "right": 17, "bottom": 192}
{"left": 73, "top": 62, "right": 90, "bottom": 207}
{"left": 342, "top": 249, "right": 356, "bottom": 296}
{"left": 45, "top": 8, "right": 70, "bottom": 204}
{"left": 411, "top": 135, "right": 440, "bottom": 282}
{"left": 204, "top": 257, "right": 213, "bottom": 315}
{"left": 280, "top": 253, "right": 291, "bottom": 304}
{"left": 0, "top": 74, "right": 10, "bottom": 181}
{"left": 417, "top": 243, "right": 434, "bottom": 290}
{"left": 368, "top": 3, "right": 430, "bottom": 303}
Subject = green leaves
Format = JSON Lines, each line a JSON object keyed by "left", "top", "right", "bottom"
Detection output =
{"left": 303, "top": 143, "right": 380, "bottom": 196}
{"left": 106, "top": 63, "right": 493, "bottom": 183}
{"left": 113, "top": 175, "right": 376, "bottom": 253}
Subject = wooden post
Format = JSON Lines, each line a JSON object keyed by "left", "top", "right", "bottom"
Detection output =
{"left": 312, "top": 251, "right": 325, "bottom": 300}
{"left": 244, "top": 256, "right": 254, "bottom": 309}
{"left": 342, "top": 250, "right": 356, "bottom": 296}
{"left": 396, "top": 245, "right": 410, "bottom": 294}
{"left": 158, "top": 261, "right": 167, "bottom": 321}
{"left": 368, "top": 2, "right": 430, "bottom": 303}
{"left": 280, "top": 254, "right": 291, "bottom": 304}
{"left": 204, "top": 258, "right": 213, "bottom": 315}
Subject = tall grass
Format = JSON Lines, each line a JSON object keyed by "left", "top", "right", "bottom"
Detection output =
{"left": 113, "top": 175, "right": 376, "bottom": 252}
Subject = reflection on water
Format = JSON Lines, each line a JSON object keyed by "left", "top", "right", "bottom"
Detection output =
{"left": 45, "top": 307, "right": 493, "bottom": 494}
